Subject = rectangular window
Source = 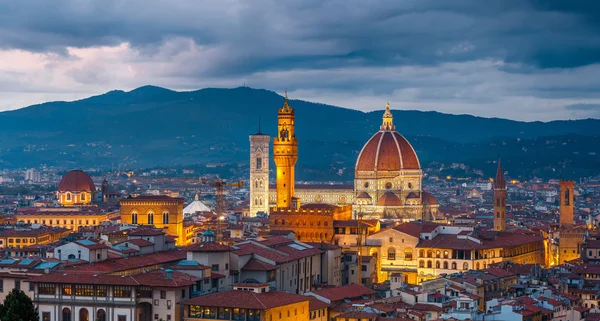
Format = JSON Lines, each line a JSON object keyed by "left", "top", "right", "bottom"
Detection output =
{"left": 42, "top": 312, "right": 51, "bottom": 321}
{"left": 96, "top": 285, "right": 107, "bottom": 297}
{"left": 256, "top": 158, "right": 262, "bottom": 169}
{"left": 212, "top": 264, "right": 219, "bottom": 271}
{"left": 38, "top": 283, "right": 55, "bottom": 295}
{"left": 113, "top": 286, "right": 132, "bottom": 298}
{"left": 75, "top": 284, "right": 94, "bottom": 296}
{"left": 118, "top": 316, "right": 126, "bottom": 321}
{"left": 29, "top": 282, "right": 34, "bottom": 292}
{"left": 160, "top": 290, "right": 166, "bottom": 299}
{"left": 181, "top": 289, "right": 186, "bottom": 299}
{"left": 137, "top": 286, "right": 153, "bottom": 298}
{"left": 61, "top": 284, "right": 72, "bottom": 295}
{"left": 0, "top": 280, "right": 3, "bottom": 292}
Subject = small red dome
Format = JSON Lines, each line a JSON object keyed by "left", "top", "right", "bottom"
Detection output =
{"left": 356, "top": 131, "right": 420, "bottom": 172}
{"left": 423, "top": 191, "right": 438, "bottom": 205}
{"left": 377, "top": 192, "right": 403, "bottom": 206}
{"left": 58, "top": 170, "right": 96, "bottom": 192}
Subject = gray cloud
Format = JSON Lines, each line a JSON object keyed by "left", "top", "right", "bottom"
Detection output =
{"left": 0, "top": 1, "right": 600, "bottom": 120}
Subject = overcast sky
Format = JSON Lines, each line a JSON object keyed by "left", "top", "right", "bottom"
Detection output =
{"left": 1, "top": 0, "right": 600, "bottom": 121}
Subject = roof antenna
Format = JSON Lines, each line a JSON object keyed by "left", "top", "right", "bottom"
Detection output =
{"left": 258, "top": 116, "right": 262, "bottom": 134}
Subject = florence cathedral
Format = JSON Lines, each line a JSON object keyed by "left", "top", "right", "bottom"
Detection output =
{"left": 249, "top": 97, "right": 439, "bottom": 221}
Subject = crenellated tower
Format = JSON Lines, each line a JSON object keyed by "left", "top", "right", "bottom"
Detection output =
{"left": 273, "top": 91, "right": 298, "bottom": 208}
{"left": 494, "top": 158, "right": 507, "bottom": 231}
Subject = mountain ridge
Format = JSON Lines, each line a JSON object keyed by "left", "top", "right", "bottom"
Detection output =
{"left": 0, "top": 85, "right": 598, "bottom": 179}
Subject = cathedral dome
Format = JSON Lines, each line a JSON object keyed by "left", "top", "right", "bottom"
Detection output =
{"left": 58, "top": 170, "right": 96, "bottom": 192}
{"left": 356, "top": 104, "right": 420, "bottom": 172}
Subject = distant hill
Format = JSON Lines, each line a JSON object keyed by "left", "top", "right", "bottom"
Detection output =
{"left": 0, "top": 86, "right": 598, "bottom": 179}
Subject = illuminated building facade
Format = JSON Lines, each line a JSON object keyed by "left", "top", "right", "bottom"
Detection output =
{"left": 551, "top": 180, "right": 586, "bottom": 265}
{"left": 249, "top": 128, "right": 270, "bottom": 216}
{"left": 269, "top": 204, "right": 352, "bottom": 242}
{"left": 273, "top": 92, "right": 298, "bottom": 209}
{"left": 120, "top": 195, "right": 188, "bottom": 246}
{"left": 16, "top": 208, "right": 117, "bottom": 231}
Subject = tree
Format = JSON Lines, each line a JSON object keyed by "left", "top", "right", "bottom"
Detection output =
{"left": 0, "top": 288, "right": 39, "bottom": 321}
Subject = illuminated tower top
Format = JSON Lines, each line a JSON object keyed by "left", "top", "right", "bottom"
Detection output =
{"left": 273, "top": 90, "right": 298, "bottom": 208}
{"left": 380, "top": 102, "right": 396, "bottom": 131}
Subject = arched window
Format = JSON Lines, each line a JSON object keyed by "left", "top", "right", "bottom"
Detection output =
{"left": 463, "top": 262, "right": 469, "bottom": 270}
{"left": 274, "top": 220, "right": 279, "bottom": 226}
{"left": 476, "top": 262, "right": 480, "bottom": 270}
{"left": 443, "top": 262, "right": 448, "bottom": 269}
{"left": 131, "top": 212, "right": 138, "bottom": 224}
{"left": 497, "top": 212, "right": 500, "bottom": 218}
{"left": 81, "top": 193, "right": 86, "bottom": 201}
{"left": 427, "top": 260, "right": 432, "bottom": 268}
{"left": 388, "top": 247, "right": 396, "bottom": 261}
{"left": 435, "top": 261, "right": 440, "bottom": 269}
{"left": 259, "top": 198, "right": 263, "bottom": 205}
{"left": 404, "top": 248, "right": 413, "bottom": 261}
{"left": 79, "top": 308, "right": 89, "bottom": 321}
{"left": 419, "top": 250, "right": 425, "bottom": 257}
{"left": 436, "top": 250, "right": 441, "bottom": 258}
{"left": 444, "top": 251, "right": 449, "bottom": 259}
{"left": 254, "top": 198, "right": 258, "bottom": 205}
{"left": 427, "top": 250, "right": 432, "bottom": 258}
{"left": 97, "top": 309, "right": 106, "bottom": 321}
{"left": 419, "top": 260, "right": 425, "bottom": 268}
{"left": 483, "top": 262, "right": 487, "bottom": 269}
{"left": 62, "top": 308, "right": 71, "bottom": 321}
{"left": 66, "top": 193, "right": 71, "bottom": 201}
{"left": 163, "top": 212, "right": 169, "bottom": 224}
{"left": 147, "top": 213, "right": 154, "bottom": 225}
{"left": 451, "top": 262, "right": 457, "bottom": 270}
{"left": 259, "top": 180, "right": 263, "bottom": 188}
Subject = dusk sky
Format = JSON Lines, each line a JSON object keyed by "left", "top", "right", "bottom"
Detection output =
{"left": 1, "top": 1, "right": 600, "bottom": 121}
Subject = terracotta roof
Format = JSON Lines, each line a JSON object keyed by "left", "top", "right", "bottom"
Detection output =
{"left": 417, "top": 230, "right": 544, "bottom": 250}
{"left": 60, "top": 248, "right": 186, "bottom": 273}
{"left": 126, "top": 227, "right": 166, "bottom": 236}
{"left": 377, "top": 192, "right": 403, "bottom": 206}
{"left": 30, "top": 269, "right": 197, "bottom": 287}
{"left": 309, "top": 298, "right": 330, "bottom": 311}
{"left": 335, "top": 312, "right": 379, "bottom": 320}
{"left": 58, "top": 170, "right": 96, "bottom": 192}
{"left": 259, "top": 236, "right": 295, "bottom": 247}
{"left": 309, "top": 284, "right": 375, "bottom": 302}
{"left": 356, "top": 192, "right": 372, "bottom": 199}
{"left": 121, "top": 195, "right": 184, "bottom": 202}
{"left": 186, "top": 242, "right": 232, "bottom": 252}
{"left": 423, "top": 191, "right": 438, "bottom": 205}
{"left": 412, "top": 303, "right": 443, "bottom": 312}
{"left": 122, "top": 239, "right": 154, "bottom": 247}
{"left": 242, "top": 259, "right": 276, "bottom": 271}
{"left": 181, "top": 290, "right": 308, "bottom": 309}
{"left": 356, "top": 131, "right": 420, "bottom": 172}
{"left": 233, "top": 242, "right": 322, "bottom": 264}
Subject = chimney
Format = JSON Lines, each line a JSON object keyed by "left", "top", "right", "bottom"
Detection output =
{"left": 165, "top": 268, "right": 173, "bottom": 279}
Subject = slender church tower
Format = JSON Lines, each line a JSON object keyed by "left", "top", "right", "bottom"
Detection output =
{"left": 494, "top": 158, "right": 507, "bottom": 231}
{"left": 249, "top": 120, "right": 270, "bottom": 217}
{"left": 559, "top": 180, "right": 575, "bottom": 227}
{"left": 273, "top": 91, "right": 298, "bottom": 208}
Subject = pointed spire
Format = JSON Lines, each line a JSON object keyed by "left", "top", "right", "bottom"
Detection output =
{"left": 495, "top": 157, "right": 506, "bottom": 189}
{"left": 380, "top": 101, "right": 396, "bottom": 131}
{"left": 257, "top": 116, "right": 262, "bottom": 135}
{"left": 281, "top": 88, "right": 292, "bottom": 112}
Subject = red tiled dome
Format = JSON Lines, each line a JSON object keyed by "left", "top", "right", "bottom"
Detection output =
{"left": 377, "top": 192, "right": 403, "bottom": 206}
{"left": 356, "top": 131, "right": 420, "bottom": 172}
{"left": 57, "top": 170, "right": 96, "bottom": 192}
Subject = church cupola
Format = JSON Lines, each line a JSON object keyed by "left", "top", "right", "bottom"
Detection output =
{"left": 201, "top": 229, "right": 216, "bottom": 243}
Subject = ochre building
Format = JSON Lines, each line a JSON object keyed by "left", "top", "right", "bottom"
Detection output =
{"left": 270, "top": 204, "right": 353, "bottom": 242}
{"left": 120, "top": 195, "right": 188, "bottom": 246}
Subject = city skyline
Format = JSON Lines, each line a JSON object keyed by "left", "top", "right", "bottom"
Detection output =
{"left": 1, "top": 1, "right": 600, "bottom": 121}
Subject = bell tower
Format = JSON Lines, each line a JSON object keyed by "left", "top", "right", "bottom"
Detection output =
{"left": 273, "top": 91, "right": 298, "bottom": 208}
{"left": 494, "top": 158, "right": 507, "bottom": 231}
{"left": 559, "top": 180, "right": 575, "bottom": 227}
{"left": 249, "top": 119, "right": 270, "bottom": 217}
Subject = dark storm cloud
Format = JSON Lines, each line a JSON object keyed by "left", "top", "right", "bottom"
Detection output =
{"left": 1, "top": 0, "right": 599, "bottom": 74}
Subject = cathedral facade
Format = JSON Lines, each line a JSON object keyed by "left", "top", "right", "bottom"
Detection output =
{"left": 249, "top": 129, "right": 270, "bottom": 217}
